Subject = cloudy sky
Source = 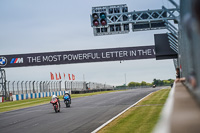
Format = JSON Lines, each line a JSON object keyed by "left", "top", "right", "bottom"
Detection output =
{"left": 0, "top": 0, "right": 179, "bottom": 86}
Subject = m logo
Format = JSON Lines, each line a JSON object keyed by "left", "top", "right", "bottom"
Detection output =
{"left": 0, "top": 57, "right": 7, "bottom": 66}
{"left": 10, "top": 58, "right": 23, "bottom": 64}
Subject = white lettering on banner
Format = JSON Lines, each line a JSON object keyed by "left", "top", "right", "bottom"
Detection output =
{"left": 71, "top": 54, "right": 77, "bottom": 60}
{"left": 87, "top": 53, "right": 92, "bottom": 59}
{"left": 27, "top": 56, "right": 41, "bottom": 63}
{"left": 153, "top": 49, "right": 156, "bottom": 55}
{"left": 137, "top": 49, "right": 152, "bottom": 56}
{"left": 106, "top": 52, "right": 110, "bottom": 58}
{"left": 83, "top": 53, "right": 88, "bottom": 59}
{"left": 72, "top": 54, "right": 85, "bottom": 60}
{"left": 63, "top": 53, "right": 100, "bottom": 61}
{"left": 148, "top": 49, "right": 152, "bottom": 55}
{"left": 42, "top": 55, "right": 61, "bottom": 62}
{"left": 26, "top": 49, "right": 155, "bottom": 64}
{"left": 62, "top": 49, "right": 155, "bottom": 61}
{"left": 130, "top": 50, "right": 137, "bottom": 56}
{"left": 102, "top": 52, "right": 106, "bottom": 58}
{"left": 78, "top": 54, "right": 83, "bottom": 60}
{"left": 67, "top": 54, "right": 72, "bottom": 61}
{"left": 16, "top": 58, "right": 23, "bottom": 63}
{"left": 95, "top": 53, "right": 101, "bottom": 59}
{"left": 123, "top": 51, "right": 128, "bottom": 57}
{"left": 102, "top": 51, "right": 128, "bottom": 59}
{"left": 63, "top": 55, "right": 68, "bottom": 60}
{"left": 119, "top": 51, "right": 123, "bottom": 57}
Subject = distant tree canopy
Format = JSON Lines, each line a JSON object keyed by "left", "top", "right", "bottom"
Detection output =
{"left": 127, "top": 79, "right": 174, "bottom": 87}
{"left": 152, "top": 79, "right": 174, "bottom": 86}
{"left": 128, "top": 81, "right": 152, "bottom": 87}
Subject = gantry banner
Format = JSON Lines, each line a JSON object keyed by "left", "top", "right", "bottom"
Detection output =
{"left": 0, "top": 45, "right": 155, "bottom": 68}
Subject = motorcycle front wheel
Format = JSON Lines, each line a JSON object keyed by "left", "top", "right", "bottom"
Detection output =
{"left": 54, "top": 105, "right": 58, "bottom": 113}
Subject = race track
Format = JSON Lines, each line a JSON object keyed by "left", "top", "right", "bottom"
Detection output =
{"left": 0, "top": 87, "right": 162, "bottom": 133}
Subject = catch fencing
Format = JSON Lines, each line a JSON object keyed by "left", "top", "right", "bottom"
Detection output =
{"left": 0, "top": 81, "right": 114, "bottom": 98}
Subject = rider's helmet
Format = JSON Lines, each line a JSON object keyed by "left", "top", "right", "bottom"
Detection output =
{"left": 52, "top": 95, "right": 57, "bottom": 98}
{"left": 65, "top": 91, "right": 70, "bottom": 95}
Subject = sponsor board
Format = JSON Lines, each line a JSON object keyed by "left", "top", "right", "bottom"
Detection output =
{"left": 0, "top": 46, "right": 155, "bottom": 68}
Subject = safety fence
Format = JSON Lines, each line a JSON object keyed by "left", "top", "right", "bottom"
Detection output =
{"left": 4, "top": 81, "right": 62, "bottom": 95}
{"left": 11, "top": 91, "right": 65, "bottom": 101}
{"left": 0, "top": 81, "right": 114, "bottom": 102}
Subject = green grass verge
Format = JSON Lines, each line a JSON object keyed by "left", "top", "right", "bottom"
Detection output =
{"left": 98, "top": 88, "right": 170, "bottom": 133}
{"left": 0, "top": 90, "right": 124, "bottom": 113}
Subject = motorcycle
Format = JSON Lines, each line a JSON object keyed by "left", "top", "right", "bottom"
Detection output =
{"left": 63, "top": 94, "right": 71, "bottom": 108}
{"left": 50, "top": 97, "right": 60, "bottom": 113}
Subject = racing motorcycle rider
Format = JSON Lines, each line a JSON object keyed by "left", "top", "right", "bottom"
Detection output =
{"left": 63, "top": 92, "right": 71, "bottom": 104}
{"left": 51, "top": 95, "right": 61, "bottom": 109}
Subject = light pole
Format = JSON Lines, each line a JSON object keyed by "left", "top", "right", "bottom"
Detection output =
{"left": 125, "top": 73, "right": 126, "bottom": 86}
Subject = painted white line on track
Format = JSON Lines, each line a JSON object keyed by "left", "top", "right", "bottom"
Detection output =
{"left": 91, "top": 92, "right": 154, "bottom": 133}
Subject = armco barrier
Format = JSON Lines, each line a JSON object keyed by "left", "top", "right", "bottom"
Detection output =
{"left": 0, "top": 97, "right": 3, "bottom": 102}
{"left": 21, "top": 94, "right": 24, "bottom": 100}
{"left": 12, "top": 91, "right": 65, "bottom": 101}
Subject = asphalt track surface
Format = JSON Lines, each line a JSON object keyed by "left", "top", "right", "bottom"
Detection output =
{"left": 0, "top": 87, "right": 162, "bottom": 133}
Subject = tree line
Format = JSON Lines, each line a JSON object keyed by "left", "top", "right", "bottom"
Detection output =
{"left": 127, "top": 79, "right": 174, "bottom": 87}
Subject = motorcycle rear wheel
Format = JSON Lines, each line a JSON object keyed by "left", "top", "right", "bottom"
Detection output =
{"left": 66, "top": 101, "right": 70, "bottom": 107}
{"left": 67, "top": 104, "right": 70, "bottom": 107}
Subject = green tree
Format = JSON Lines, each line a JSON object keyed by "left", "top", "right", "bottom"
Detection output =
{"left": 153, "top": 79, "right": 158, "bottom": 85}
{"left": 135, "top": 82, "right": 141, "bottom": 86}
{"left": 141, "top": 81, "right": 147, "bottom": 86}
{"left": 152, "top": 78, "right": 175, "bottom": 86}
{"left": 128, "top": 82, "right": 136, "bottom": 87}
{"left": 146, "top": 83, "right": 152, "bottom": 86}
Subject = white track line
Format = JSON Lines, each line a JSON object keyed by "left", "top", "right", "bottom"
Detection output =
{"left": 91, "top": 92, "right": 153, "bottom": 133}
